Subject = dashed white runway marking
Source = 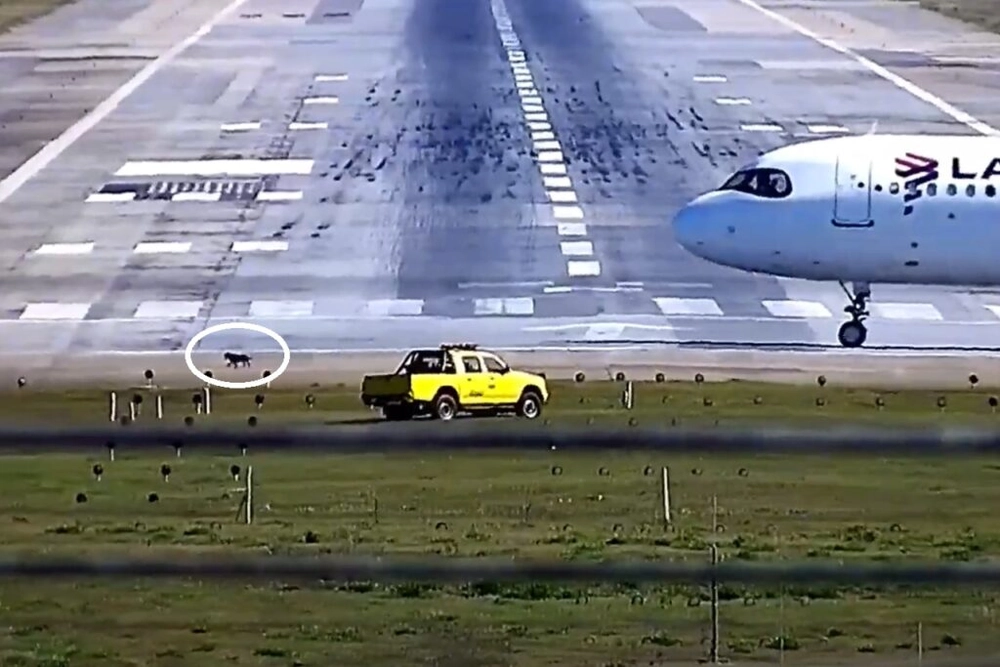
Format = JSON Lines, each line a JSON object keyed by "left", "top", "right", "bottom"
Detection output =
{"left": 133, "top": 241, "right": 192, "bottom": 254}
{"left": 567, "top": 260, "right": 602, "bottom": 277}
{"left": 540, "top": 163, "right": 567, "bottom": 175}
{"left": 552, "top": 205, "right": 584, "bottom": 220}
{"left": 256, "top": 190, "right": 303, "bottom": 202}
{"left": 693, "top": 74, "right": 727, "bottom": 83}
{"left": 543, "top": 175, "right": 572, "bottom": 188}
{"left": 869, "top": 303, "right": 943, "bottom": 321}
{"left": 654, "top": 297, "right": 724, "bottom": 316}
{"left": 231, "top": 240, "right": 289, "bottom": 252}
{"left": 221, "top": 121, "right": 261, "bottom": 132}
{"left": 85, "top": 192, "right": 135, "bottom": 203}
{"left": 560, "top": 240, "right": 593, "bottom": 256}
{"left": 314, "top": 74, "right": 348, "bottom": 82}
{"left": 534, "top": 140, "right": 561, "bottom": 151}
{"left": 133, "top": 300, "right": 202, "bottom": 319}
{"left": 528, "top": 121, "right": 551, "bottom": 131}
{"left": 715, "top": 97, "right": 752, "bottom": 106}
{"left": 364, "top": 299, "right": 424, "bottom": 317}
{"left": 537, "top": 150, "right": 564, "bottom": 162}
{"left": 33, "top": 242, "right": 94, "bottom": 256}
{"left": 557, "top": 222, "right": 587, "bottom": 236}
{"left": 302, "top": 96, "right": 339, "bottom": 105}
{"left": 548, "top": 190, "right": 578, "bottom": 203}
{"left": 533, "top": 131, "right": 555, "bottom": 141}
{"left": 250, "top": 300, "right": 315, "bottom": 317}
{"left": 741, "top": 123, "right": 783, "bottom": 132}
{"left": 20, "top": 303, "right": 91, "bottom": 320}
{"left": 475, "top": 297, "right": 535, "bottom": 316}
{"left": 807, "top": 124, "right": 850, "bottom": 134}
{"left": 525, "top": 112, "right": 548, "bottom": 122}
{"left": 289, "top": 121, "right": 328, "bottom": 130}
{"left": 762, "top": 300, "right": 832, "bottom": 319}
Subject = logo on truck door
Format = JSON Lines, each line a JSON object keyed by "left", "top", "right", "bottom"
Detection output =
{"left": 894, "top": 153, "right": 939, "bottom": 216}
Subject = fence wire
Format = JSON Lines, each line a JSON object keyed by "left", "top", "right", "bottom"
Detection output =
{"left": 3, "top": 423, "right": 1000, "bottom": 453}
{"left": 2, "top": 554, "right": 1000, "bottom": 587}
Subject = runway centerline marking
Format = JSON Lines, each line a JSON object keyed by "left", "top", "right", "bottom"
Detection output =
{"left": 489, "top": 0, "right": 601, "bottom": 278}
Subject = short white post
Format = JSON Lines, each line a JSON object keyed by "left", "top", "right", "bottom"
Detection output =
{"left": 156, "top": 394, "right": 163, "bottom": 419}
{"left": 245, "top": 465, "right": 253, "bottom": 525}
{"left": 109, "top": 392, "right": 117, "bottom": 422}
{"left": 917, "top": 622, "right": 923, "bottom": 666}
{"left": 203, "top": 387, "right": 211, "bottom": 415}
{"left": 661, "top": 466, "right": 672, "bottom": 526}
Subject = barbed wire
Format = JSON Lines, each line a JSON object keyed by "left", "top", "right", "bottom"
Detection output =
{"left": 1, "top": 554, "right": 999, "bottom": 587}
{"left": 3, "top": 423, "right": 1000, "bottom": 454}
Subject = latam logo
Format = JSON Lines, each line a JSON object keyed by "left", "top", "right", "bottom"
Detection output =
{"left": 894, "top": 153, "right": 939, "bottom": 216}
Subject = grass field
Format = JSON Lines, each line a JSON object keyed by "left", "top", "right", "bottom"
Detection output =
{"left": 0, "top": 0, "right": 72, "bottom": 33}
{"left": 2, "top": 377, "right": 999, "bottom": 429}
{"left": 1, "top": 448, "right": 999, "bottom": 666}
{"left": 919, "top": 0, "right": 1000, "bottom": 33}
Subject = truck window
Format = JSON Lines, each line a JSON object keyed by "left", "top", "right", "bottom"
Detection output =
{"left": 482, "top": 355, "right": 506, "bottom": 373}
{"left": 462, "top": 356, "right": 482, "bottom": 373}
{"left": 399, "top": 350, "right": 447, "bottom": 374}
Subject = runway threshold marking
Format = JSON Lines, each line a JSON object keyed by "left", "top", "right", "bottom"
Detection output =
{"left": 0, "top": 0, "right": 252, "bottom": 205}
{"left": 736, "top": 0, "right": 999, "bottom": 136}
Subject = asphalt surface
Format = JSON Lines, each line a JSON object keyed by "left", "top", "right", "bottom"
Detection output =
{"left": 2, "top": 0, "right": 1000, "bottom": 378}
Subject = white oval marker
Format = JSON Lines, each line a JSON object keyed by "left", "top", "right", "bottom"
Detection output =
{"left": 184, "top": 322, "right": 291, "bottom": 390}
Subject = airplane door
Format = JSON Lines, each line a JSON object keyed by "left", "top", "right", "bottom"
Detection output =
{"left": 832, "top": 155, "right": 873, "bottom": 227}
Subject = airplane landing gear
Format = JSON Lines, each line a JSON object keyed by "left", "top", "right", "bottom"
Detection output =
{"left": 838, "top": 281, "right": 870, "bottom": 348}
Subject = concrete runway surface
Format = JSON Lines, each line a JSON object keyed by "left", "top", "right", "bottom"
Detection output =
{"left": 1, "top": 0, "right": 1000, "bottom": 383}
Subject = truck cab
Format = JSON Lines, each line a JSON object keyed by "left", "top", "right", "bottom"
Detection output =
{"left": 360, "top": 344, "right": 549, "bottom": 421}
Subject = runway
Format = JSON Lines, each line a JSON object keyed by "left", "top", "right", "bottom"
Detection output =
{"left": 2, "top": 0, "right": 1000, "bottom": 361}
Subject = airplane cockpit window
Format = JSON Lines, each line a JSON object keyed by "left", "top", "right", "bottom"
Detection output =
{"left": 718, "top": 168, "right": 793, "bottom": 199}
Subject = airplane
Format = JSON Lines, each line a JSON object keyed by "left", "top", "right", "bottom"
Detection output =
{"left": 670, "top": 133, "right": 1000, "bottom": 348}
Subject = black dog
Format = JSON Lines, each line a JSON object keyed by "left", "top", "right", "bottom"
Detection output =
{"left": 224, "top": 352, "right": 252, "bottom": 368}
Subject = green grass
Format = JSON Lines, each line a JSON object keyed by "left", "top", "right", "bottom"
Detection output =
{"left": 918, "top": 0, "right": 1000, "bottom": 33}
{"left": 0, "top": 0, "right": 73, "bottom": 33}
{"left": 1, "top": 378, "right": 999, "bottom": 429}
{"left": 0, "top": 449, "right": 997, "bottom": 665}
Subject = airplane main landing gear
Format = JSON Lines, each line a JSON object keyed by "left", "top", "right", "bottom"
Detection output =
{"left": 838, "top": 281, "right": 870, "bottom": 348}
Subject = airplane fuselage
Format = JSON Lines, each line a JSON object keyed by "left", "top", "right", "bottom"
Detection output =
{"left": 672, "top": 134, "right": 1000, "bottom": 287}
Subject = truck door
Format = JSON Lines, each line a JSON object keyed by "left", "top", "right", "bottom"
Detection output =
{"left": 458, "top": 354, "right": 488, "bottom": 406}
{"left": 832, "top": 155, "right": 873, "bottom": 227}
{"left": 482, "top": 353, "right": 516, "bottom": 403}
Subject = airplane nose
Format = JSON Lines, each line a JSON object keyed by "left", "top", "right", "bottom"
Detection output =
{"left": 671, "top": 198, "right": 708, "bottom": 256}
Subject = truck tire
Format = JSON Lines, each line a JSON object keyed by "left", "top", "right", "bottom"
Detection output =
{"left": 516, "top": 390, "right": 542, "bottom": 419}
{"left": 383, "top": 405, "right": 412, "bottom": 421}
{"left": 433, "top": 393, "right": 458, "bottom": 421}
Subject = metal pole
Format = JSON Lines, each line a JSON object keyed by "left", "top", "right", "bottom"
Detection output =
{"left": 109, "top": 392, "right": 117, "bottom": 422}
{"left": 710, "top": 495, "right": 720, "bottom": 663}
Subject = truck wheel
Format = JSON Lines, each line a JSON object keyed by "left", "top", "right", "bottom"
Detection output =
{"left": 383, "top": 405, "right": 412, "bottom": 421}
{"left": 433, "top": 393, "right": 458, "bottom": 421}
{"left": 516, "top": 391, "right": 542, "bottom": 419}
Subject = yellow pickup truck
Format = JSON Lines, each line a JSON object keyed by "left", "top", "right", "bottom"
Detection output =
{"left": 360, "top": 344, "right": 549, "bottom": 421}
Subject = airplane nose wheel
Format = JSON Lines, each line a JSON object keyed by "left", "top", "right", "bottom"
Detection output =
{"left": 837, "top": 320, "right": 867, "bottom": 348}
{"left": 838, "top": 281, "right": 870, "bottom": 348}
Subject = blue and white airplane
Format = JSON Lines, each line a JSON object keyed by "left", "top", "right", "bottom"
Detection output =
{"left": 671, "top": 133, "right": 1000, "bottom": 348}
